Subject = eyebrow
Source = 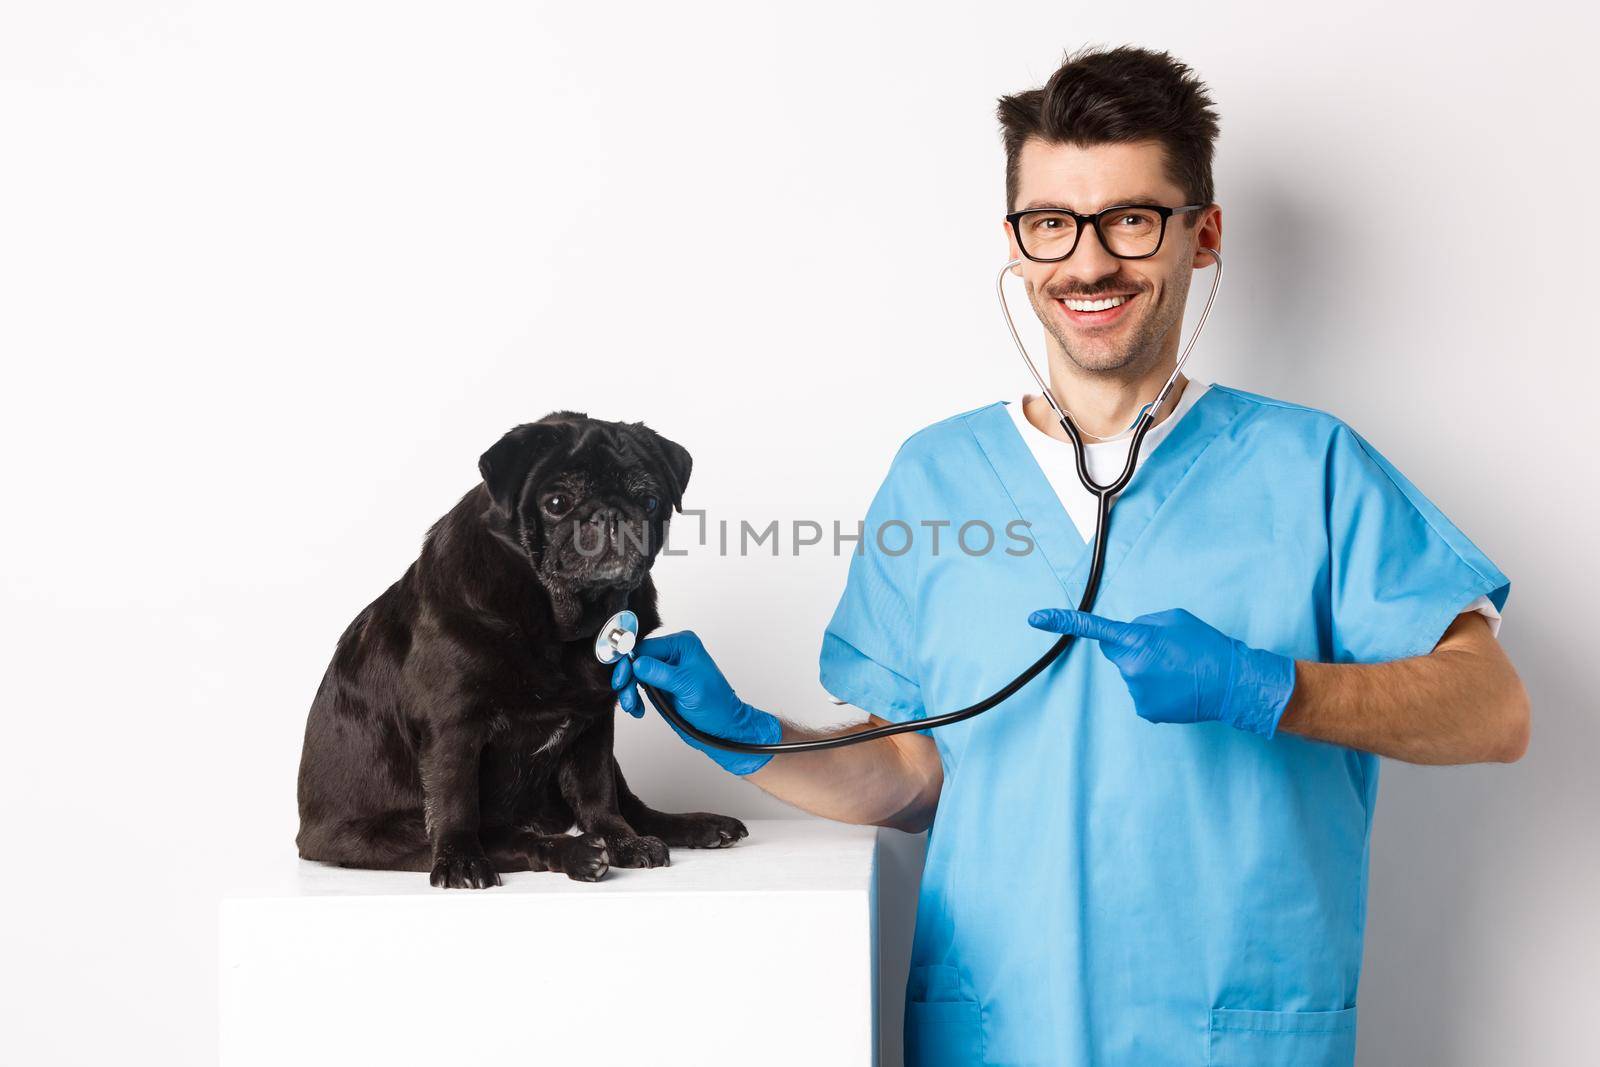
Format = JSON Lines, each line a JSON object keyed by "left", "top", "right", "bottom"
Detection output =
{"left": 1019, "top": 196, "right": 1172, "bottom": 212}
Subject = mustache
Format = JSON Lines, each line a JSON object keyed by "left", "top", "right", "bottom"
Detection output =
{"left": 1043, "top": 283, "right": 1147, "bottom": 300}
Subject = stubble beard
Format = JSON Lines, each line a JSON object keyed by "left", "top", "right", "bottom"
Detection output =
{"left": 1026, "top": 249, "right": 1195, "bottom": 380}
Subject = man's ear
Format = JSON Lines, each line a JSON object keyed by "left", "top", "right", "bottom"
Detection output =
{"left": 478, "top": 423, "right": 564, "bottom": 514}
{"left": 637, "top": 425, "right": 692, "bottom": 512}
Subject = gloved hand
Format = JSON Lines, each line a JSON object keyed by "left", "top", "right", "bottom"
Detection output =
{"left": 1027, "top": 607, "right": 1296, "bottom": 738}
{"left": 609, "top": 630, "right": 783, "bottom": 776}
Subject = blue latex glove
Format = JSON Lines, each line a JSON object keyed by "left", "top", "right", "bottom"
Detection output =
{"left": 609, "top": 630, "right": 782, "bottom": 776}
{"left": 1027, "top": 607, "right": 1296, "bottom": 738}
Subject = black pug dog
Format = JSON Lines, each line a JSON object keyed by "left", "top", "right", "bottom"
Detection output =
{"left": 296, "top": 411, "right": 748, "bottom": 888}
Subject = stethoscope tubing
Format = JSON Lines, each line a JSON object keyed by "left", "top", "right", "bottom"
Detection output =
{"left": 628, "top": 249, "right": 1222, "bottom": 755}
{"left": 630, "top": 460, "right": 1135, "bottom": 754}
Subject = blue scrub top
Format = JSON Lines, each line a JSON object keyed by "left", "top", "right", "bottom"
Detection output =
{"left": 818, "top": 386, "right": 1509, "bottom": 1067}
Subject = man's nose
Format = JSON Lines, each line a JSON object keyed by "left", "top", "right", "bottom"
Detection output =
{"left": 1059, "top": 223, "right": 1123, "bottom": 284}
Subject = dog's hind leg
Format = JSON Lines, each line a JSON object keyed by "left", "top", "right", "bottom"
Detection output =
{"left": 299, "top": 809, "right": 434, "bottom": 872}
{"left": 612, "top": 759, "right": 749, "bottom": 849}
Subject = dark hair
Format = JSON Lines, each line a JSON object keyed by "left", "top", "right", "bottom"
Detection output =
{"left": 995, "top": 45, "right": 1220, "bottom": 224}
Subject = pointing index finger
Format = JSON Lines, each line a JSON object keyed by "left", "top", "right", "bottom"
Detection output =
{"left": 1027, "top": 608, "right": 1136, "bottom": 645}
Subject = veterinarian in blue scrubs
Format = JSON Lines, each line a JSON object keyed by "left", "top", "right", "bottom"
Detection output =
{"left": 810, "top": 382, "right": 1511, "bottom": 1066}
{"left": 612, "top": 46, "right": 1527, "bottom": 1067}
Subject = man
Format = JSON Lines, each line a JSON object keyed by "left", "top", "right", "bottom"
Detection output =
{"left": 611, "top": 45, "right": 1528, "bottom": 1066}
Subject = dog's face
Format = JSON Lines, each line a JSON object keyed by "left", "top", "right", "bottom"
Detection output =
{"left": 477, "top": 412, "right": 690, "bottom": 598}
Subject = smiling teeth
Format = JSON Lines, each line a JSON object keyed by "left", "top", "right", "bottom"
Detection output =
{"left": 1063, "top": 295, "right": 1129, "bottom": 312}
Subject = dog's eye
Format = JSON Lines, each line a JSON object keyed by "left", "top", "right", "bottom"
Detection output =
{"left": 542, "top": 493, "right": 573, "bottom": 517}
{"left": 643, "top": 494, "right": 660, "bottom": 514}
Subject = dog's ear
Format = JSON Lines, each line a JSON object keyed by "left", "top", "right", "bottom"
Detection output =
{"left": 635, "top": 425, "right": 692, "bottom": 513}
{"left": 478, "top": 422, "right": 567, "bottom": 514}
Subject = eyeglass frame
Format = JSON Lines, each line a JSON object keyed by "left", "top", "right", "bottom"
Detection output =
{"left": 1004, "top": 202, "right": 1208, "bottom": 262}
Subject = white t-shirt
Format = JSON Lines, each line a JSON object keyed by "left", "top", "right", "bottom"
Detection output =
{"left": 1005, "top": 380, "right": 1502, "bottom": 637}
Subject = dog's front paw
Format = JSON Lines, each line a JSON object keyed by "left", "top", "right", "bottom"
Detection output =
{"left": 605, "top": 833, "right": 670, "bottom": 869}
{"left": 556, "top": 833, "right": 611, "bottom": 882}
{"left": 654, "top": 812, "right": 749, "bottom": 849}
{"left": 429, "top": 837, "right": 502, "bottom": 890}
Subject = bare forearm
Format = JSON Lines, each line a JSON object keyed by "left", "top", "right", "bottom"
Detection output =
{"left": 1278, "top": 613, "right": 1530, "bottom": 764}
{"left": 744, "top": 715, "right": 942, "bottom": 832}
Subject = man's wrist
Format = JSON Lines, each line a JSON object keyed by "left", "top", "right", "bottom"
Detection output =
{"left": 1219, "top": 643, "right": 1297, "bottom": 738}
{"left": 711, "top": 703, "right": 782, "bottom": 776}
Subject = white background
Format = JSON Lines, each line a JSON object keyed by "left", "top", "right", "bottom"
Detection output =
{"left": 2, "top": 2, "right": 1596, "bottom": 1064}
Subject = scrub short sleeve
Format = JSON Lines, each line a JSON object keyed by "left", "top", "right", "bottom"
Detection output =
{"left": 818, "top": 445, "right": 929, "bottom": 734}
{"left": 1325, "top": 423, "right": 1510, "bottom": 663}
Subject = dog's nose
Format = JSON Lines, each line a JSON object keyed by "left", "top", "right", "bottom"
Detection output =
{"left": 587, "top": 506, "right": 622, "bottom": 543}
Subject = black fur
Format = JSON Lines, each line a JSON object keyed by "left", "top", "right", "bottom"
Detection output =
{"left": 296, "top": 411, "right": 748, "bottom": 887}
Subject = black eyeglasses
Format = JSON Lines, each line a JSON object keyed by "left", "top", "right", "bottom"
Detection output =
{"left": 1005, "top": 203, "right": 1207, "bottom": 262}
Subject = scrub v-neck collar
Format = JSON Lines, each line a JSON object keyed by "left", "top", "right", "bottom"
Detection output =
{"left": 961, "top": 386, "right": 1245, "bottom": 608}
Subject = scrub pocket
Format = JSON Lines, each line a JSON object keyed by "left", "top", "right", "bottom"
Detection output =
{"left": 904, "top": 964, "right": 985, "bottom": 1066}
{"left": 1206, "top": 1006, "right": 1357, "bottom": 1067}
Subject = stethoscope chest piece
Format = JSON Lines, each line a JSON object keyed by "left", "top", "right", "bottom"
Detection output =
{"left": 595, "top": 609, "right": 639, "bottom": 664}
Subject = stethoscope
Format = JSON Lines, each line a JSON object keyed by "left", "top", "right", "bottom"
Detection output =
{"left": 597, "top": 248, "right": 1224, "bottom": 754}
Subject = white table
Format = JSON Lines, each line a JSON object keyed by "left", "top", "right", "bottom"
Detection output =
{"left": 220, "top": 818, "right": 881, "bottom": 1066}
